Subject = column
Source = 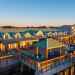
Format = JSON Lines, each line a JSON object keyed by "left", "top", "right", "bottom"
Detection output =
{"left": 70, "top": 65, "right": 74, "bottom": 75}
{"left": 35, "top": 62, "right": 41, "bottom": 75}
{"left": 64, "top": 68, "right": 69, "bottom": 75}
{"left": 45, "top": 48, "right": 48, "bottom": 59}
{"left": 36, "top": 47, "right": 39, "bottom": 59}
{"left": 16, "top": 41, "right": 20, "bottom": 52}
{"left": 59, "top": 71, "right": 64, "bottom": 75}
{"left": 4, "top": 41, "right": 8, "bottom": 63}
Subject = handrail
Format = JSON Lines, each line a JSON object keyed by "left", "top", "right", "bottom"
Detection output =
{"left": 0, "top": 55, "right": 14, "bottom": 60}
{"left": 36, "top": 54, "right": 72, "bottom": 72}
{"left": 40, "top": 55, "right": 65, "bottom": 65}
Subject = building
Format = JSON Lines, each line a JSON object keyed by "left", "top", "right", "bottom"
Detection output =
{"left": 0, "top": 26, "right": 75, "bottom": 75}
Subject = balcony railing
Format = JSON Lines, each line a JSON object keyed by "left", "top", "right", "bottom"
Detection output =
{"left": 36, "top": 53, "right": 74, "bottom": 73}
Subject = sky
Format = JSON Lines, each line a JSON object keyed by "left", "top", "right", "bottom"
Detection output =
{"left": 0, "top": 0, "right": 75, "bottom": 27}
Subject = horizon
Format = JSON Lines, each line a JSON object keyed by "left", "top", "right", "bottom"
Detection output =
{"left": 0, "top": 22, "right": 74, "bottom": 27}
{"left": 0, "top": 0, "right": 75, "bottom": 27}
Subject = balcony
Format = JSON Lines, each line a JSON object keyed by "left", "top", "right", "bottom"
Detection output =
{"left": 36, "top": 53, "right": 75, "bottom": 75}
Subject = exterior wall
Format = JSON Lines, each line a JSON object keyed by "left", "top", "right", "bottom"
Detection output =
{"left": 37, "top": 39, "right": 47, "bottom": 57}
{"left": 0, "top": 26, "right": 75, "bottom": 75}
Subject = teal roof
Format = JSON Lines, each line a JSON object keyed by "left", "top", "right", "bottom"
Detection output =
{"left": 35, "top": 38, "right": 47, "bottom": 48}
{"left": 8, "top": 32, "right": 15, "bottom": 38}
{"left": 0, "top": 32, "right": 4, "bottom": 38}
{"left": 19, "top": 32, "right": 25, "bottom": 37}
{"left": 24, "top": 29, "right": 37, "bottom": 36}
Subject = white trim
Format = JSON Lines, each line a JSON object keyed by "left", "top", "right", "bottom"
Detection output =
{"left": 47, "top": 38, "right": 48, "bottom": 48}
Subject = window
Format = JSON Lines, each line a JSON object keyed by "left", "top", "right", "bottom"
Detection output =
{"left": 48, "top": 48, "right": 60, "bottom": 59}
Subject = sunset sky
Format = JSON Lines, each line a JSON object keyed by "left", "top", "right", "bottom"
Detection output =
{"left": 0, "top": 0, "right": 75, "bottom": 27}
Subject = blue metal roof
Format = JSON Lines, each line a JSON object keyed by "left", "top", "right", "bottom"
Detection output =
{"left": 0, "top": 32, "right": 4, "bottom": 38}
